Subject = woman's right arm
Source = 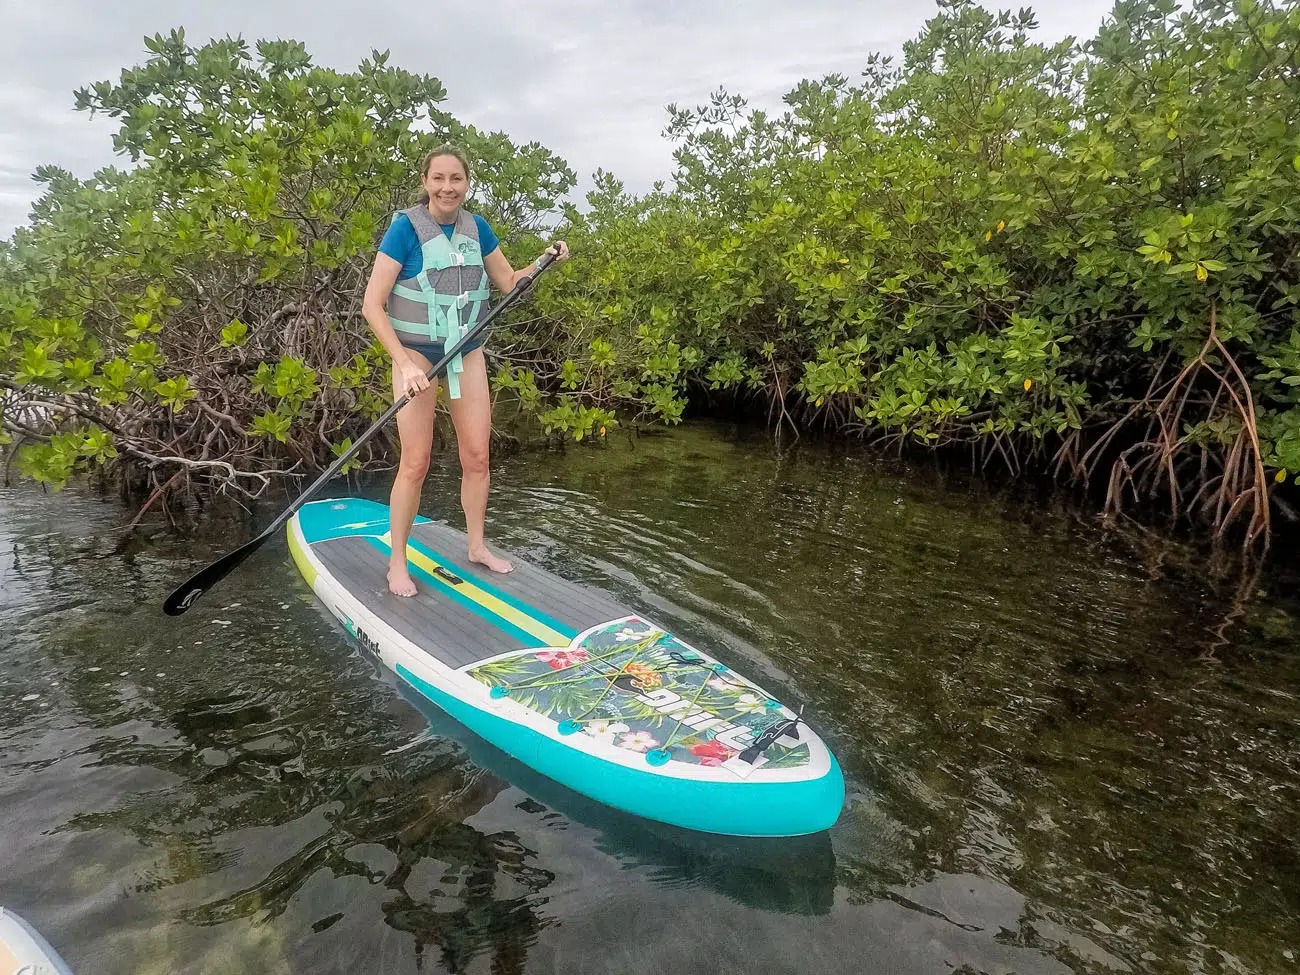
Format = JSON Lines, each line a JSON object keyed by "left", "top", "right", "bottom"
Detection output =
{"left": 362, "top": 253, "right": 429, "bottom": 397}
{"left": 362, "top": 253, "right": 408, "bottom": 361}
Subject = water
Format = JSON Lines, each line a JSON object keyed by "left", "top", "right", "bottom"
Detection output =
{"left": 1, "top": 421, "right": 1297, "bottom": 974}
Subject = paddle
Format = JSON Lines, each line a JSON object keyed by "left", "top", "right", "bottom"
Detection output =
{"left": 162, "top": 247, "right": 561, "bottom": 616}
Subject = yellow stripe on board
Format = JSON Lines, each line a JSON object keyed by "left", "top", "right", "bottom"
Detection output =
{"left": 383, "top": 533, "right": 571, "bottom": 648}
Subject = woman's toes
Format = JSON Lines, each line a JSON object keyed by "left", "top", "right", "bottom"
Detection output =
{"left": 387, "top": 569, "right": 418, "bottom": 597}
{"left": 468, "top": 548, "right": 513, "bottom": 574}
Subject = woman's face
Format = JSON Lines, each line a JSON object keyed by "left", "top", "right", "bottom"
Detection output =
{"left": 422, "top": 155, "right": 468, "bottom": 213}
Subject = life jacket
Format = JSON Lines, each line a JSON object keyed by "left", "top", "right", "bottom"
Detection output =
{"left": 385, "top": 205, "right": 492, "bottom": 399}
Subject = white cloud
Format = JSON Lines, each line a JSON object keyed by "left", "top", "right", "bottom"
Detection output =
{"left": 0, "top": 1, "right": 1116, "bottom": 236}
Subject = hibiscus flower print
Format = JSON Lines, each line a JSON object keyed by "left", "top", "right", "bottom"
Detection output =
{"left": 535, "top": 649, "right": 590, "bottom": 670}
{"left": 733, "top": 693, "right": 765, "bottom": 714}
{"left": 617, "top": 730, "right": 659, "bottom": 752}
{"left": 689, "top": 739, "right": 736, "bottom": 767}
{"left": 707, "top": 675, "right": 742, "bottom": 694}
{"left": 624, "top": 662, "right": 662, "bottom": 689}
{"left": 582, "top": 720, "right": 629, "bottom": 743}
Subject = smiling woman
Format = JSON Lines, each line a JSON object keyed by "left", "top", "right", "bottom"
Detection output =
{"left": 359, "top": 143, "right": 571, "bottom": 597}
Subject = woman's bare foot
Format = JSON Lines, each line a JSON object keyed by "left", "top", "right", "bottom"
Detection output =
{"left": 387, "top": 563, "right": 418, "bottom": 597}
{"left": 468, "top": 545, "right": 513, "bottom": 574}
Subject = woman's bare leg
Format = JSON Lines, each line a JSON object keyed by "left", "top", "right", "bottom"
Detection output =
{"left": 446, "top": 348, "right": 512, "bottom": 573}
{"left": 387, "top": 350, "right": 438, "bottom": 596}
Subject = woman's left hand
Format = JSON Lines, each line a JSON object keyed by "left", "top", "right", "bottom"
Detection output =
{"left": 518, "top": 241, "right": 569, "bottom": 287}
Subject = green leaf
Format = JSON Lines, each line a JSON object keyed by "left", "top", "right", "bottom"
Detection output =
{"left": 250, "top": 411, "right": 292, "bottom": 442}
{"left": 127, "top": 341, "right": 164, "bottom": 367}
{"left": 126, "top": 312, "right": 153, "bottom": 338}
{"left": 221, "top": 319, "right": 249, "bottom": 346}
{"left": 331, "top": 437, "right": 360, "bottom": 474}
{"left": 154, "top": 375, "right": 197, "bottom": 412}
{"left": 16, "top": 443, "right": 76, "bottom": 490}
{"left": 15, "top": 344, "right": 63, "bottom": 385}
{"left": 61, "top": 358, "right": 95, "bottom": 389}
{"left": 79, "top": 426, "right": 118, "bottom": 462}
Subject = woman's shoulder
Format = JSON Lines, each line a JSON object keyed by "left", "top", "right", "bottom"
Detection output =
{"left": 467, "top": 213, "right": 499, "bottom": 253}
{"left": 378, "top": 210, "right": 419, "bottom": 260}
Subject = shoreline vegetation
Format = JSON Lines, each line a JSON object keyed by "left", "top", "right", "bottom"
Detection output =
{"left": 1, "top": 0, "right": 1298, "bottom": 554}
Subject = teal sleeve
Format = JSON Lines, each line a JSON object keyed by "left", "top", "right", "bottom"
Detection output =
{"left": 473, "top": 214, "right": 499, "bottom": 256}
{"left": 378, "top": 213, "right": 421, "bottom": 277}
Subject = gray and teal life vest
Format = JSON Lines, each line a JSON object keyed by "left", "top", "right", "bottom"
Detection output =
{"left": 385, "top": 206, "right": 492, "bottom": 399}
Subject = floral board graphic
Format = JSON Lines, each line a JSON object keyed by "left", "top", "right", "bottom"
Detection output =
{"left": 468, "top": 618, "right": 810, "bottom": 771}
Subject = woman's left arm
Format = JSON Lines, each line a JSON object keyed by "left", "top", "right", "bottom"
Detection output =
{"left": 483, "top": 240, "right": 569, "bottom": 293}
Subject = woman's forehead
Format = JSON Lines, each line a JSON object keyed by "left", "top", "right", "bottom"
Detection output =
{"left": 426, "top": 157, "right": 466, "bottom": 176}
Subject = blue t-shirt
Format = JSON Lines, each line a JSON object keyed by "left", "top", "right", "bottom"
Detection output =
{"left": 378, "top": 212, "right": 500, "bottom": 280}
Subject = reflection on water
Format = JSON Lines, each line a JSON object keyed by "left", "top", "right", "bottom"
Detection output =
{"left": 396, "top": 682, "right": 838, "bottom": 918}
{"left": 1, "top": 421, "right": 1298, "bottom": 974}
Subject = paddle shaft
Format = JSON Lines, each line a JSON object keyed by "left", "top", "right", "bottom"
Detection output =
{"left": 162, "top": 248, "right": 559, "bottom": 615}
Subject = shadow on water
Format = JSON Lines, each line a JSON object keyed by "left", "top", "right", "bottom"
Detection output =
{"left": 394, "top": 679, "right": 838, "bottom": 917}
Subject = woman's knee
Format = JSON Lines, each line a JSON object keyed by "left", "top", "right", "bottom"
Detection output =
{"left": 396, "top": 448, "right": 431, "bottom": 481}
{"left": 458, "top": 441, "right": 490, "bottom": 477}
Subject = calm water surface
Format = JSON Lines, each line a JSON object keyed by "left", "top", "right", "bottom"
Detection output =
{"left": 2, "top": 422, "right": 1298, "bottom": 974}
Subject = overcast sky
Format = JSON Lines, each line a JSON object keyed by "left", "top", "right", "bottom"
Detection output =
{"left": 0, "top": 1, "right": 1118, "bottom": 237}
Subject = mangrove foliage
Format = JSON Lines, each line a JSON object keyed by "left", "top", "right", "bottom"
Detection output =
{"left": 2, "top": 0, "right": 1299, "bottom": 547}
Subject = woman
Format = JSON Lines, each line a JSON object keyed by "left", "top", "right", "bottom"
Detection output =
{"left": 362, "top": 144, "right": 568, "bottom": 596}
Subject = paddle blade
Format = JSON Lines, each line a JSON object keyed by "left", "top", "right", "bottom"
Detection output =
{"left": 162, "top": 532, "right": 267, "bottom": 616}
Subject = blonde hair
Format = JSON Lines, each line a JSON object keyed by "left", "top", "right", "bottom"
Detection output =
{"left": 418, "top": 144, "right": 471, "bottom": 204}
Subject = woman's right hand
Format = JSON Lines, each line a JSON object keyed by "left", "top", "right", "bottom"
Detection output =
{"left": 397, "top": 354, "right": 431, "bottom": 400}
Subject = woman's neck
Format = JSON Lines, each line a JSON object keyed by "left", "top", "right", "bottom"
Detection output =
{"left": 427, "top": 201, "right": 459, "bottom": 225}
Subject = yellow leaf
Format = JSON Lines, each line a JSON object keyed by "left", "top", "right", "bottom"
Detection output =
{"left": 1276, "top": 470, "right": 1287, "bottom": 483}
{"left": 997, "top": 221, "right": 1006, "bottom": 233}
{"left": 815, "top": 398, "right": 824, "bottom": 407}
{"left": 599, "top": 426, "right": 606, "bottom": 437}
{"left": 984, "top": 231, "right": 992, "bottom": 242}
{"left": 1196, "top": 264, "right": 1208, "bottom": 282}
{"left": 1023, "top": 379, "right": 1032, "bottom": 391}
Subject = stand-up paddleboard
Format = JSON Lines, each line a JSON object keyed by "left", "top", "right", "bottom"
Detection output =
{"left": 0, "top": 908, "right": 74, "bottom": 974}
{"left": 288, "top": 498, "right": 844, "bottom": 837}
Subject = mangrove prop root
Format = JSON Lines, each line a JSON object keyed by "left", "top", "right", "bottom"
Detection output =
{"left": 1071, "top": 304, "right": 1271, "bottom": 553}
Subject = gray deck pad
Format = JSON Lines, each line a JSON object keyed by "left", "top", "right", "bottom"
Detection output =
{"left": 311, "top": 521, "right": 632, "bottom": 669}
